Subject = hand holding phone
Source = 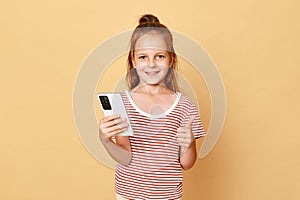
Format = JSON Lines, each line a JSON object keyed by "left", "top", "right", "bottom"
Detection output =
{"left": 99, "top": 115, "right": 130, "bottom": 142}
{"left": 97, "top": 93, "right": 133, "bottom": 136}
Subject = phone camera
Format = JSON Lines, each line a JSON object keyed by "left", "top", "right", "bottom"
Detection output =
{"left": 99, "top": 96, "right": 112, "bottom": 110}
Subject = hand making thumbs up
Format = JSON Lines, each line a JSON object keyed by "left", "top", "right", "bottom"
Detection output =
{"left": 176, "top": 116, "right": 196, "bottom": 152}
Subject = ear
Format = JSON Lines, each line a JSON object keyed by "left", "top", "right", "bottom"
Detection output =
{"left": 169, "top": 57, "right": 174, "bottom": 68}
{"left": 131, "top": 54, "right": 136, "bottom": 68}
{"left": 132, "top": 61, "right": 137, "bottom": 68}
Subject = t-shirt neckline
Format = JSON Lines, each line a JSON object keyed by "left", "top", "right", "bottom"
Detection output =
{"left": 124, "top": 90, "right": 181, "bottom": 119}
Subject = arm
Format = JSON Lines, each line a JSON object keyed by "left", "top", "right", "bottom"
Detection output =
{"left": 99, "top": 115, "right": 132, "bottom": 165}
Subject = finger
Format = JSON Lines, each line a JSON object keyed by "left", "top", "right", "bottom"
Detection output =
{"left": 105, "top": 121, "right": 128, "bottom": 133}
{"left": 180, "top": 143, "right": 190, "bottom": 148}
{"left": 107, "top": 127, "right": 129, "bottom": 138}
{"left": 101, "top": 123, "right": 128, "bottom": 139}
{"left": 177, "top": 137, "right": 191, "bottom": 144}
{"left": 177, "top": 127, "right": 190, "bottom": 133}
{"left": 185, "top": 115, "right": 197, "bottom": 127}
{"left": 178, "top": 142, "right": 190, "bottom": 149}
{"left": 177, "top": 138, "right": 193, "bottom": 149}
{"left": 102, "top": 117, "right": 126, "bottom": 129}
{"left": 99, "top": 117, "right": 128, "bottom": 133}
{"left": 177, "top": 137, "right": 186, "bottom": 144}
{"left": 177, "top": 132, "right": 192, "bottom": 139}
{"left": 100, "top": 114, "right": 121, "bottom": 124}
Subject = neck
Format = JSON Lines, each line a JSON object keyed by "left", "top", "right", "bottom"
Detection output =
{"left": 132, "top": 84, "right": 172, "bottom": 95}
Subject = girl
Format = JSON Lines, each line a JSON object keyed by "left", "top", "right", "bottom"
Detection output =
{"left": 99, "top": 14, "right": 205, "bottom": 200}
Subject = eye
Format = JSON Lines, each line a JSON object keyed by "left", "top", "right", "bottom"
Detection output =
{"left": 138, "top": 55, "right": 146, "bottom": 60}
{"left": 156, "top": 54, "right": 165, "bottom": 60}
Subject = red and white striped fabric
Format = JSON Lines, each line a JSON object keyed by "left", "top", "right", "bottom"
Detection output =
{"left": 115, "top": 90, "right": 205, "bottom": 199}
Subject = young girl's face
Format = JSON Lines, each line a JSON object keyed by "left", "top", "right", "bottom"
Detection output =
{"left": 132, "top": 33, "right": 172, "bottom": 87}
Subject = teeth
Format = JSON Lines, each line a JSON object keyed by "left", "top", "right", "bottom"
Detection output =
{"left": 146, "top": 71, "right": 159, "bottom": 75}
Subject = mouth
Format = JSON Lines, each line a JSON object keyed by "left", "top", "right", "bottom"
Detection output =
{"left": 145, "top": 71, "right": 160, "bottom": 75}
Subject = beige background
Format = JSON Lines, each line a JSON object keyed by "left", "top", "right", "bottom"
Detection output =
{"left": 1, "top": 0, "right": 299, "bottom": 199}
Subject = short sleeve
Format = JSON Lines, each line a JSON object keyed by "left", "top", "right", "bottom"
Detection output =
{"left": 190, "top": 104, "right": 206, "bottom": 139}
{"left": 181, "top": 97, "right": 206, "bottom": 139}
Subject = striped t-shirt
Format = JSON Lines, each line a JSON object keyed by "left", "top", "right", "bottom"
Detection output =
{"left": 115, "top": 90, "right": 205, "bottom": 199}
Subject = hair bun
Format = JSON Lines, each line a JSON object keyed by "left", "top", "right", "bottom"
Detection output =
{"left": 139, "top": 14, "right": 160, "bottom": 24}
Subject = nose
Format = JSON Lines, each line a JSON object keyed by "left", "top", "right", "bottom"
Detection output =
{"left": 148, "top": 58, "right": 156, "bottom": 68}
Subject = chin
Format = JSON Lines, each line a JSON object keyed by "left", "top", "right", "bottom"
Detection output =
{"left": 147, "top": 80, "right": 165, "bottom": 86}
{"left": 140, "top": 76, "right": 166, "bottom": 86}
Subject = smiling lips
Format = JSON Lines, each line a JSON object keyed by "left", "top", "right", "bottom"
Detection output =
{"left": 145, "top": 71, "right": 160, "bottom": 75}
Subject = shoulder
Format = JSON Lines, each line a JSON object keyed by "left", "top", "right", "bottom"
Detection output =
{"left": 119, "top": 90, "right": 130, "bottom": 96}
{"left": 119, "top": 90, "right": 130, "bottom": 102}
{"left": 178, "top": 93, "right": 197, "bottom": 108}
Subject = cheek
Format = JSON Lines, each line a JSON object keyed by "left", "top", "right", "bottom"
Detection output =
{"left": 134, "top": 67, "right": 144, "bottom": 74}
{"left": 158, "top": 67, "right": 169, "bottom": 76}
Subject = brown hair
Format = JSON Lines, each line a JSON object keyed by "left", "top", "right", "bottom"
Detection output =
{"left": 126, "top": 14, "right": 179, "bottom": 92}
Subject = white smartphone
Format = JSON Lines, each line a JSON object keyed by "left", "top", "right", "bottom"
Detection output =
{"left": 97, "top": 92, "right": 133, "bottom": 136}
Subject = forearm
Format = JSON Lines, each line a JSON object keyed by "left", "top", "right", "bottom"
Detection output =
{"left": 179, "top": 140, "right": 197, "bottom": 170}
{"left": 100, "top": 135, "right": 132, "bottom": 166}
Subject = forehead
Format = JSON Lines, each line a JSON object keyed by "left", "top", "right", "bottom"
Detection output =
{"left": 134, "top": 33, "right": 168, "bottom": 51}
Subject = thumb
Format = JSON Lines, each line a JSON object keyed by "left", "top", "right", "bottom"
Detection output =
{"left": 185, "top": 115, "right": 196, "bottom": 127}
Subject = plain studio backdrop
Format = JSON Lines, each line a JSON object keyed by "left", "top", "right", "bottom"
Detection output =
{"left": 1, "top": 1, "right": 299, "bottom": 200}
